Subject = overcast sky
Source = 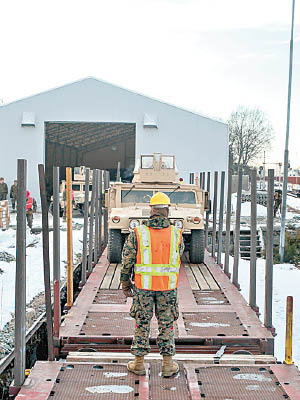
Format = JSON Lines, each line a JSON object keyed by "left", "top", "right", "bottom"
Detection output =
{"left": 1, "top": 0, "right": 300, "bottom": 169}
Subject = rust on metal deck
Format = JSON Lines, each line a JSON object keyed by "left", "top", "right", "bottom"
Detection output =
{"left": 59, "top": 248, "right": 274, "bottom": 355}
{"left": 15, "top": 361, "right": 300, "bottom": 399}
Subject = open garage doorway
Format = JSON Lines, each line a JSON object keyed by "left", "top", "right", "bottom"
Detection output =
{"left": 45, "top": 121, "right": 136, "bottom": 197}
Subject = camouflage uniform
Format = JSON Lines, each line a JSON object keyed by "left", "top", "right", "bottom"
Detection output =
{"left": 0, "top": 182, "right": 8, "bottom": 201}
{"left": 121, "top": 216, "right": 184, "bottom": 356}
{"left": 10, "top": 184, "right": 17, "bottom": 210}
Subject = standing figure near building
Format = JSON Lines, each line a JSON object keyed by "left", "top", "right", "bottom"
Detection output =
{"left": 26, "top": 190, "right": 37, "bottom": 229}
{"left": 10, "top": 180, "right": 18, "bottom": 211}
{"left": 274, "top": 190, "right": 282, "bottom": 217}
{"left": 120, "top": 192, "right": 184, "bottom": 377}
{"left": 0, "top": 177, "right": 8, "bottom": 201}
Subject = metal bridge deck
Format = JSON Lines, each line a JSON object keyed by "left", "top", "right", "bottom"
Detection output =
{"left": 15, "top": 360, "right": 300, "bottom": 399}
{"left": 59, "top": 249, "right": 274, "bottom": 355}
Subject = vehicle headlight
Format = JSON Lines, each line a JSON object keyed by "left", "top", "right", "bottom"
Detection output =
{"left": 130, "top": 219, "right": 140, "bottom": 229}
{"left": 174, "top": 220, "right": 183, "bottom": 229}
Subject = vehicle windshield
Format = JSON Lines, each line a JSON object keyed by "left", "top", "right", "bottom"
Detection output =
{"left": 163, "top": 191, "right": 196, "bottom": 204}
{"left": 141, "top": 156, "right": 154, "bottom": 169}
{"left": 161, "top": 156, "right": 174, "bottom": 169}
{"left": 72, "top": 184, "right": 81, "bottom": 191}
{"left": 122, "top": 190, "right": 153, "bottom": 203}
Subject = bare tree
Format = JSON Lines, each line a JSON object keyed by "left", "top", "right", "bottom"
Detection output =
{"left": 229, "top": 106, "right": 273, "bottom": 172}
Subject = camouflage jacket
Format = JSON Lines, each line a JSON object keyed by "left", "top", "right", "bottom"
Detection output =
{"left": 120, "top": 216, "right": 184, "bottom": 282}
{"left": 10, "top": 185, "right": 17, "bottom": 198}
{"left": 0, "top": 182, "right": 8, "bottom": 195}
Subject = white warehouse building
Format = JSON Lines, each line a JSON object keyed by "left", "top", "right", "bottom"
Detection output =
{"left": 0, "top": 77, "right": 228, "bottom": 201}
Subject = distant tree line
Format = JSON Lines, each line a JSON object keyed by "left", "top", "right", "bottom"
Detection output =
{"left": 228, "top": 106, "right": 273, "bottom": 174}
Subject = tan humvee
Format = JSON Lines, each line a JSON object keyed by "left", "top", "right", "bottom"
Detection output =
{"left": 107, "top": 153, "right": 209, "bottom": 263}
{"left": 49, "top": 166, "right": 93, "bottom": 216}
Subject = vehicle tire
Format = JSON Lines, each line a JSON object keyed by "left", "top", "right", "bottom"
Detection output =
{"left": 189, "top": 229, "right": 205, "bottom": 264}
{"left": 108, "top": 229, "right": 123, "bottom": 264}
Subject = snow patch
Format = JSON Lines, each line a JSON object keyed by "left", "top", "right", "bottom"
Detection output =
{"left": 86, "top": 385, "right": 134, "bottom": 394}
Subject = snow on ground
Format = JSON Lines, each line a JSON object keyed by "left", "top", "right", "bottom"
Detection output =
{"left": 222, "top": 254, "right": 300, "bottom": 367}
{"left": 287, "top": 195, "right": 300, "bottom": 211}
{"left": 0, "top": 212, "right": 84, "bottom": 328}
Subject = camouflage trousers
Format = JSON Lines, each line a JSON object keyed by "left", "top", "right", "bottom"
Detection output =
{"left": 26, "top": 211, "right": 33, "bottom": 229}
{"left": 130, "top": 287, "right": 179, "bottom": 356}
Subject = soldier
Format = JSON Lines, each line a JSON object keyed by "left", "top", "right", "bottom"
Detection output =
{"left": 26, "top": 190, "right": 37, "bottom": 229}
{"left": 120, "top": 192, "right": 184, "bottom": 377}
{"left": 274, "top": 190, "right": 282, "bottom": 218}
{"left": 10, "top": 180, "right": 18, "bottom": 211}
{"left": 0, "top": 177, "right": 8, "bottom": 201}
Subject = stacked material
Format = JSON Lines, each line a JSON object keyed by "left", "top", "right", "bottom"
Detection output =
{"left": 0, "top": 200, "right": 10, "bottom": 229}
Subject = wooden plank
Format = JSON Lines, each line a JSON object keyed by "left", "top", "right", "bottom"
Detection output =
{"left": 191, "top": 265, "right": 210, "bottom": 290}
{"left": 199, "top": 264, "right": 219, "bottom": 290}
{"left": 100, "top": 264, "right": 116, "bottom": 289}
{"left": 67, "top": 352, "right": 277, "bottom": 365}
{"left": 183, "top": 265, "right": 199, "bottom": 290}
{"left": 110, "top": 264, "right": 122, "bottom": 289}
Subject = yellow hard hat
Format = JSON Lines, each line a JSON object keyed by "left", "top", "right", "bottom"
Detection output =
{"left": 150, "top": 192, "right": 170, "bottom": 207}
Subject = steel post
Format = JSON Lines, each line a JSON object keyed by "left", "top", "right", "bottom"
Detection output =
{"left": 205, "top": 172, "right": 211, "bottom": 249}
{"left": 103, "top": 171, "right": 109, "bottom": 246}
{"left": 190, "top": 173, "right": 195, "bottom": 185}
{"left": 53, "top": 167, "right": 60, "bottom": 326}
{"left": 99, "top": 170, "right": 103, "bottom": 254}
{"left": 265, "top": 169, "right": 274, "bottom": 329}
{"left": 224, "top": 164, "right": 232, "bottom": 277}
{"left": 14, "top": 159, "right": 27, "bottom": 388}
{"left": 94, "top": 170, "right": 99, "bottom": 265}
{"left": 38, "top": 164, "right": 55, "bottom": 360}
{"left": 80, "top": 167, "right": 90, "bottom": 286}
{"left": 217, "top": 171, "right": 225, "bottom": 265}
{"left": 249, "top": 169, "right": 258, "bottom": 311}
{"left": 202, "top": 172, "right": 206, "bottom": 190}
{"left": 199, "top": 172, "right": 202, "bottom": 188}
{"left": 88, "top": 170, "right": 97, "bottom": 273}
{"left": 66, "top": 167, "right": 73, "bottom": 308}
{"left": 232, "top": 169, "right": 242, "bottom": 289}
{"left": 285, "top": 296, "right": 293, "bottom": 364}
{"left": 211, "top": 171, "right": 218, "bottom": 258}
{"left": 116, "top": 161, "right": 121, "bottom": 182}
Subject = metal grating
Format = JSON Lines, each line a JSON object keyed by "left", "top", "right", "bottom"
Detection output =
{"left": 93, "top": 290, "right": 127, "bottom": 304}
{"left": 150, "top": 362, "right": 190, "bottom": 400}
{"left": 193, "top": 290, "right": 230, "bottom": 305}
{"left": 50, "top": 363, "right": 139, "bottom": 399}
{"left": 195, "top": 366, "right": 289, "bottom": 399}
{"left": 183, "top": 312, "right": 248, "bottom": 336}
{"left": 80, "top": 312, "right": 178, "bottom": 338}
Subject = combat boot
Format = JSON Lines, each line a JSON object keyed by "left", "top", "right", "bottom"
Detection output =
{"left": 127, "top": 356, "right": 146, "bottom": 376}
{"left": 162, "top": 355, "right": 179, "bottom": 377}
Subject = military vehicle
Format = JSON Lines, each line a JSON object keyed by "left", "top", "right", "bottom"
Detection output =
{"left": 49, "top": 166, "right": 93, "bottom": 216}
{"left": 106, "top": 153, "right": 209, "bottom": 264}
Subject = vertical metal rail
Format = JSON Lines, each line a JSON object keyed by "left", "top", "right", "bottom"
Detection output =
{"left": 249, "top": 169, "right": 258, "bottom": 311}
{"left": 265, "top": 169, "right": 274, "bottom": 330}
{"left": 189, "top": 173, "right": 195, "bottom": 184}
{"left": 285, "top": 296, "right": 293, "bottom": 364}
{"left": 205, "top": 172, "right": 210, "bottom": 249}
{"left": 217, "top": 171, "right": 225, "bottom": 265}
{"left": 199, "top": 172, "right": 202, "bottom": 188}
{"left": 211, "top": 171, "right": 218, "bottom": 258}
{"left": 116, "top": 161, "right": 121, "bottom": 182}
{"left": 53, "top": 167, "right": 60, "bottom": 327}
{"left": 88, "top": 170, "right": 97, "bottom": 273}
{"left": 94, "top": 169, "right": 100, "bottom": 266}
{"left": 202, "top": 172, "right": 206, "bottom": 189}
{"left": 80, "top": 167, "right": 90, "bottom": 286}
{"left": 232, "top": 169, "right": 242, "bottom": 289}
{"left": 14, "top": 159, "right": 27, "bottom": 389}
{"left": 103, "top": 171, "right": 109, "bottom": 246}
{"left": 224, "top": 165, "right": 232, "bottom": 277}
{"left": 99, "top": 170, "right": 103, "bottom": 255}
{"left": 66, "top": 167, "right": 73, "bottom": 309}
{"left": 38, "top": 164, "right": 54, "bottom": 360}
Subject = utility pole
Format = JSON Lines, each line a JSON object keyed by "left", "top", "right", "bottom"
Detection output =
{"left": 263, "top": 151, "right": 266, "bottom": 190}
{"left": 280, "top": 0, "right": 295, "bottom": 262}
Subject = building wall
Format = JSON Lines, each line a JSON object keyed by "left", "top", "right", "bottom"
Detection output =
{"left": 0, "top": 78, "right": 228, "bottom": 202}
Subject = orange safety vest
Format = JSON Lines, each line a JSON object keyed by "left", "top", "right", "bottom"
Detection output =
{"left": 26, "top": 196, "right": 33, "bottom": 210}
{"left": 134, "top": 225, "right": 182, "bottom": 291}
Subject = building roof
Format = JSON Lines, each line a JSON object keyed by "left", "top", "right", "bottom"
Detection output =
{"left": 1, "top": 77, "right": 226, "bottom": 126}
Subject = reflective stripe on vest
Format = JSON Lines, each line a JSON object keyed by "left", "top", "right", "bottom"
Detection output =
{"left": 134, "top": 225, "right": 181, "bottom": 291}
